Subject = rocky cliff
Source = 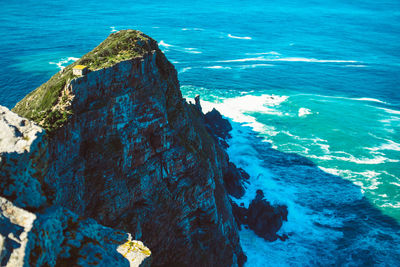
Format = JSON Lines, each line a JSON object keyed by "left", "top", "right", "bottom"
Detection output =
{"left": 1, "top": 30, "right": 246, "bottom": 266}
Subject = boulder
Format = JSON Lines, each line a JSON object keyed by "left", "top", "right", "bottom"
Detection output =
{"left": 231, "top": 190, "right": 288, "bottom": 242}
{"left": 247, "top": 190, "right": 288, "bottom": 241}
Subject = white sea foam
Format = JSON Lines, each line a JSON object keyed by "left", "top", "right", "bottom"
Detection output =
{"left": 239, "top": 64, "right": 274, "bottom": 69}
{"left": 382, "top": 171, "right": 399, "bottom": 180}
{"left": 318, "top": 167, "right": 382, "bottom": 191}
{"left": 218, "top": 56, "right": 267, "bottom": 63}
{"left": 181, "top": 27, "right": 203, "bottom": 31}
{"left": 298, "top": 107, "right": 312, "bottom": 117}
{"left": 200, "top": 95, "right": 287, "bottom": 136}
{"left": 344, "top": 64, "right": 367, "bottom": 67}
{"left": 183, "top": 48, "right": 202, "bottom": 54}
{"left": 158, "top": 41, "right": 202, "bottom": 54}
{"left": 227, "top": 34, "right": 252, "bottom": 40}
{"left": 272, "top": 57, "right": 358, "bottom": 63}
{"left": 192, "top": 94, "right": 399, "bottom": 265}
{"left": 332, "top": 154, "right": 399, "bottom": 164}
{"left": 159, "top": 40, "right": 172, "bottom": 47}
{"left": 379, "top": 116, "right": 400, "bottom": 125}
{"left": 204, "top": 66, "right": 232, "bottom": 69}
{"left": 245, "top": 51, "right": 280, "bottom": 56}
{"left": 218, "top": 56, "right": 358, "bottom": 63}
{"left": 221, "top": 115, "right": 348, "bottom": 266}
{"left": 375, "top": 107, "right": 400, "bottom": 115}
{"left": 366, "top": 139, "right": 400, "bottom": 152}
{"left": 178, "top": 67, "right": 192, "bottom": 74}
{"left": 110, "top": 26, "right": 117, "bottom": 32}
{"left": 298, "top": 93, "right": 387, "bottom": 104}
{"left": 380, "top": 202, "right": 400, "bottom": 208}
{"left": 49, "top": 57, "right": 79, "bottom": 70}
{"left": 352, "top": 97, "right": 386, "bottom": 104}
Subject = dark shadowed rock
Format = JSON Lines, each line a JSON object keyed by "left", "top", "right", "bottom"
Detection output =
{"left": 223, "top": 162, "right": 249, "bottom": 198}
{"left": 205, "top": 108, "right": 233, "bottom": 148}
{"left": 231, "top": 201, "right": 247, "bottom": 228}
{"left": 194, "top": 94, "right": 202, "bottom": 112}
{"left": 231, "top": 190, "right": 288, "bottom": 242}
{"left": 247, "top": 190, "right": 288, "bottom": 241}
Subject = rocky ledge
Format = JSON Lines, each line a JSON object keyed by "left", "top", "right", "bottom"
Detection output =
{"left": 1, "top": 30, "right": 287, "bottom": 266}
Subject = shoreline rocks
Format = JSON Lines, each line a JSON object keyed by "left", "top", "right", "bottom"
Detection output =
{"left": 232, "top": 190, "right": 288, "bottom": 242}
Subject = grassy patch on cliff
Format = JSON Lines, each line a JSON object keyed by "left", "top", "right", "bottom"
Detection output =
{"left": 79, "top": 30, "right": 151, "bottom": 70}
{"left": 12, "top": 30, "right": 154, "bottom": 132}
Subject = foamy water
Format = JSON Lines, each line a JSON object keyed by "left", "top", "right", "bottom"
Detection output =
{"left": 228, "top": 34, "right": 252, "bottom": 40}
{"left": 49, "top": 57, "right": 79, "bottom": 70}
{"left": 196, "top": 95, "right": 400, "bottom": 265}
{"left": 2, "top": 0, "right": 400, "bottom": 265}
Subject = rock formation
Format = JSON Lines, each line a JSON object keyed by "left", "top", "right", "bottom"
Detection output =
{"left": 231, "top": 190, "right": 288, "bottom": 242}
{"left": 0, "top": 106, "right": 151, "bottom": 267}
{"left": 1, "top": 30, "right": 246, "bottom": 266}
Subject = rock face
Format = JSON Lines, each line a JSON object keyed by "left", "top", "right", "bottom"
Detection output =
{"left": 0, "top": 106, "right": 47, "bottom": 209}
{"left": 0, "top": 107, "right": 151, "bottom": 267}
{"left": 231, "top": 190, "right": 288, "bottom": 242}
{"left": 222, "top": 163, "right": 248, "bottom": 199}
{"left": 205, "top": 108, "right": 233, "bottom": 149}
{"left": 2, "top": 30, "right": 245, "bottom": 266}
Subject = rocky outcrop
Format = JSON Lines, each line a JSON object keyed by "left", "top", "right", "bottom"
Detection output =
{"left": 0, "top": 108, "right": 151, "bottom": 267}
{"left": 0, "top": 106, "right": 47, "bottom": 209}
{"left": 222, "top": 163, "right": 249, "bottom": 199}
{"left": 232, "top": 190, "right": 288, "bottom": 242}
{"left": 2, "top": 30, "right": 245, "bottom": 266}
{"left": 205, "top": 108, "right": 233, "bottom": 149}
{"left": 202, "top": 105, "right": 288, "bottom": 242}
{"left": 0, "top": 196, "right": 35, "bottom": 267}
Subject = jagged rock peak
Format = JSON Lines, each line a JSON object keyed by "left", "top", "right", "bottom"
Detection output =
{"left": 7, "top": 29, "right": 245, "bottom": 266}
{"left": 12, "top": 30, "right": 159, "bottom": 132}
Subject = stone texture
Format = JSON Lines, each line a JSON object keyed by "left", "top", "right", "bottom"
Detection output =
{"left": 0, "top": 196, "right": 150, "bottom": 267}
{"left": 204, "top": 108, "right": 233, "bottom": 149}
{"left": 247, "top": 190, "right": 288, "bottom": 241}
{"left": 223, "top": 162, "right": 248, "bottom": 199}
{"left": 3, "top": 30, "right": 245, "bottom": 266}
{"left": 0, "top": 196, "right": 36, "bottom": 267}
{"left": 231, "top": 190, "right": 288, "bottom": 242}
{"left": 0, "top": 106, "right": 47, "bottom": 209}
{"left": 26, "top": 207, "right": 150, "bottom": 267}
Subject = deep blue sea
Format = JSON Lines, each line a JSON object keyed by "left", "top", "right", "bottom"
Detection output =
{"left": 1, "top": 0, "right": 399, "bottom": 265}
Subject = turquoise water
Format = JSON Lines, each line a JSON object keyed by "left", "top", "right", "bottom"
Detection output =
{"left": 1, "top": 0, "right": 399, "bottom": 265}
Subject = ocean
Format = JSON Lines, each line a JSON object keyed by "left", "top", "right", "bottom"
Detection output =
{"left": 1, "top": 0, "right": 399, "bottom": 265}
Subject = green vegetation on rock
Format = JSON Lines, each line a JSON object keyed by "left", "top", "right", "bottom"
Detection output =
{"left": 12, "top": 30, "right": 154, "bottom": 133}
{"left": 79, "top": 30, "right": 151, "bottom": 70}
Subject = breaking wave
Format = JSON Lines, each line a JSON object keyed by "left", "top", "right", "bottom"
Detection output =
{"left": 49, "top": 57, "right": 79, "bottom": 70}
{"left": 228, "top": 34, "right": 252, "bottom": 40}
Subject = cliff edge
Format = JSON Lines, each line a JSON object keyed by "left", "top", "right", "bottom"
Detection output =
{"left": 2, "top": 30, "right": 246, "bottom": 266}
